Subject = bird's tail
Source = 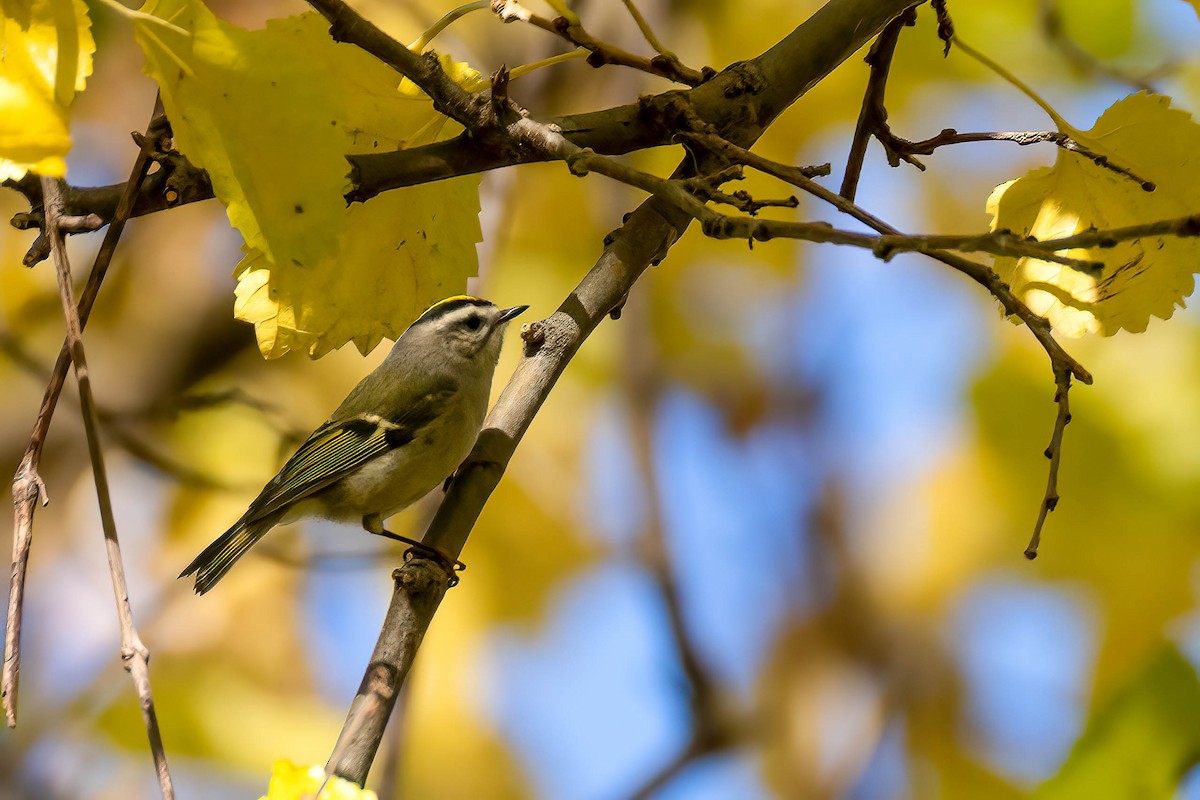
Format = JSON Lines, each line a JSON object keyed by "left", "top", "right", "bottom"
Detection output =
{"left": 179, "top": 518, "right": 272, "bottom": 594}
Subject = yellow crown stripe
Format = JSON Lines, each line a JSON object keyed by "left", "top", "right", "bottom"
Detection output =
{"left": 419, "top": 294, "right": 486, "bottom": 316}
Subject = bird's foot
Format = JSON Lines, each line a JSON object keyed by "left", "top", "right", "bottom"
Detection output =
{"left": 379, "top": 530, "right": 465, "bottom": 588}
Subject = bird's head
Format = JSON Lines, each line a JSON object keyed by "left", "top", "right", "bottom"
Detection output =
{"left": 402, "top": 295, "right": 528, "bottom": 365}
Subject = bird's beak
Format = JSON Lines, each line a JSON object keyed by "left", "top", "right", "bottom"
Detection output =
{"left": 498, "top": 305, "right": 529, "bottom": 324}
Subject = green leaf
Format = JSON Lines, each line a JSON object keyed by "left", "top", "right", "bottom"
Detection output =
{"left": 1036, "top": 646, "right": 1200, "bottom": 799}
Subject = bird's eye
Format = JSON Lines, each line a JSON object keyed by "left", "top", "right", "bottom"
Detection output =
{"left": 464, "top": 314, "right": 483, "bottom": 331}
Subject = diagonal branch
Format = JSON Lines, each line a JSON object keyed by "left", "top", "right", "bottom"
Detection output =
{"left": 4, "top": 100, "right": 169, "bottom": 726}
{"left": 1025, "top": 367, "right": 1072, "bottom": 559}
{"left": 347, "top": 0, "right": 925, "bottom": 202}
{"left": 326, "top": 181, "right": 695, "bottom": 786}
{"left": 308, "top": 0, "right": 484, "bottom": 129}
{"left": 308, "top": 0, "right": 924, "bottom": 786}
{"left": 40, "top": 174, "right": 174, "bottom": 798}
{"left": 841, "top": 6, "right": 916, "bottom": 200}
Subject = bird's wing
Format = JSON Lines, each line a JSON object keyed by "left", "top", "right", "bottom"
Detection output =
{"left": 244, "top": 386, "right": 454, "bottom": 521}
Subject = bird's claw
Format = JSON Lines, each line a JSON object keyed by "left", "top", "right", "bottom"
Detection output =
{"left": 391, "top": 533, "right": 465, "bottom": 588}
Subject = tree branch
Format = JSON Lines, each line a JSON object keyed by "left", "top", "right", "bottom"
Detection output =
{"left": 4, "top": 143, "right": 212, "bottom": 266}
{"left": 39, "top": 174, "right": 174, "bottom": 798}
{"left": 492, "top": 0, "right": 710, "bottom": 86}
{"left": 4, "top": 100, "right": 168, "bottom": 726}
{"left": 316, "top": 0, "right": 920, "bottom": 787}
{"left": 841, "top": 7, "right": 916, "bottom": 200}
{"left": 676, "top": 130, "right": 1092, "bottom": 385}
{"left": 1025, "top": 367, "right": 1072, "bottom": 559}
{"left": 877, "top": 128, "right": 1157, "bottom": 190}
{"left": 348, "top": 0, "right": 924, "bottom": 201}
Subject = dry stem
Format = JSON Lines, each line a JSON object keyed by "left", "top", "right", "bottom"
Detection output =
{"left": 40, "top": 175, "right": 174, "bottom": 797}
{"left": 4, "top": 101, "right": 166, "bottom": 726}
{"left": 1026, "top": 368, "right": 1073, "bottom": 559}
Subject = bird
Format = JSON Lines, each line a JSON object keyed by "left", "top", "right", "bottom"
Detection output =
{"left": 180, "top": 295, "right": 528, "bottom": 594}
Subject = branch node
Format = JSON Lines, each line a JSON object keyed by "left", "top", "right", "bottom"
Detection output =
{"left": 1025, "top": 368, "right": 1074, "bottom": 558}
{"left": 521, "top": 320, "right": 546, "bottom": 353}
{"left": 610, "top": 292, "right": 629, "bottom": 320}
{"left": 490, "top": 65, "right": 510, "bottom": 114}
{"left": 393, "top": 556, "right": 454, "bottom": 595}
{"left": 23, "top": 235, "right": 49, "bottom": 267}
{"left": 566, "top": 147, "right": 594, "bottom": 176}
{"left": 11, "top": 211, "right": 39, "bottom": 230}
{"left": 58, "top": 213, "right": 104, "bottom": 233}
{"left": 932, "top": 0, "right": 954, "bottom": 56}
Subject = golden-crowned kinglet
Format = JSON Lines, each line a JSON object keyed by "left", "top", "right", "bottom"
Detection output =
{"left": 181, "top": 296, "right": 528, "bottom": 594}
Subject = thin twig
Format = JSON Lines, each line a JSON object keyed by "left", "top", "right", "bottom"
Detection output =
{"left": 409, "top": 0, "right": 489, "bottom": 51}
{"left": 881, "top": 128, "right": 1156, "bottom": 190}
{"left": 932, "top": 0, "right": 953, "bottom": 55}
{"left": 1026, "top": 368, "right": 1072, "bottom": 559}
{"left": 696, "top": 210, "right": 1200, "bottom": 267}
{"left": 40, "top": 175, "right": 174, "bottom": 798}
{"left": 4, "top": 100, "right": 166, "bottom": 727}
{"left": 681, "top": 131, "right": 1094, "bottom": 556}
{"left": 310, "top": 0, "right": 487, "bottom": 129}
{"left": 553, "top": 139, "right": 1112, "bottom": 276}
{"left": 5, "top": 144, "right": 212, "bottom": 266}
{"left": 696, "top": 213, "right": 1103, "bottom": 269}
{"left": 676, "top": 130, "right": 1092, "bottom": 385}
{"left": 1021, "top": 215, "right": 1200, "bottom": 250}
{"left": 492, "top": 0, "right": 709, "bottom": 85}
{"left": 834, "top": 3, "right": 1157, "bottom": 194}
{"left": 840, "top": 7, "right": 916, "bottom": 200}
{"left": 619, "top": 0, "right": 676, "bottom": 59}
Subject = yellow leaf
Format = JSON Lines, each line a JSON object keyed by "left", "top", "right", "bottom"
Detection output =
{"left": 134, "top": 0, "right": 482, "bottom": 358}
{"left": 988, "top": 93, "right": 1200, "bottom": 336}
{"left": 261, "top": 761, "right": 378, "bottom": 800}
{"left": 0, "top": 0, "right": 94, "bottom": 179}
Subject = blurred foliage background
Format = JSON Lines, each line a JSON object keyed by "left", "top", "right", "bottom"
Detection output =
{"left": 4, "top": 0, "right": 1200, "bottom": 798}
